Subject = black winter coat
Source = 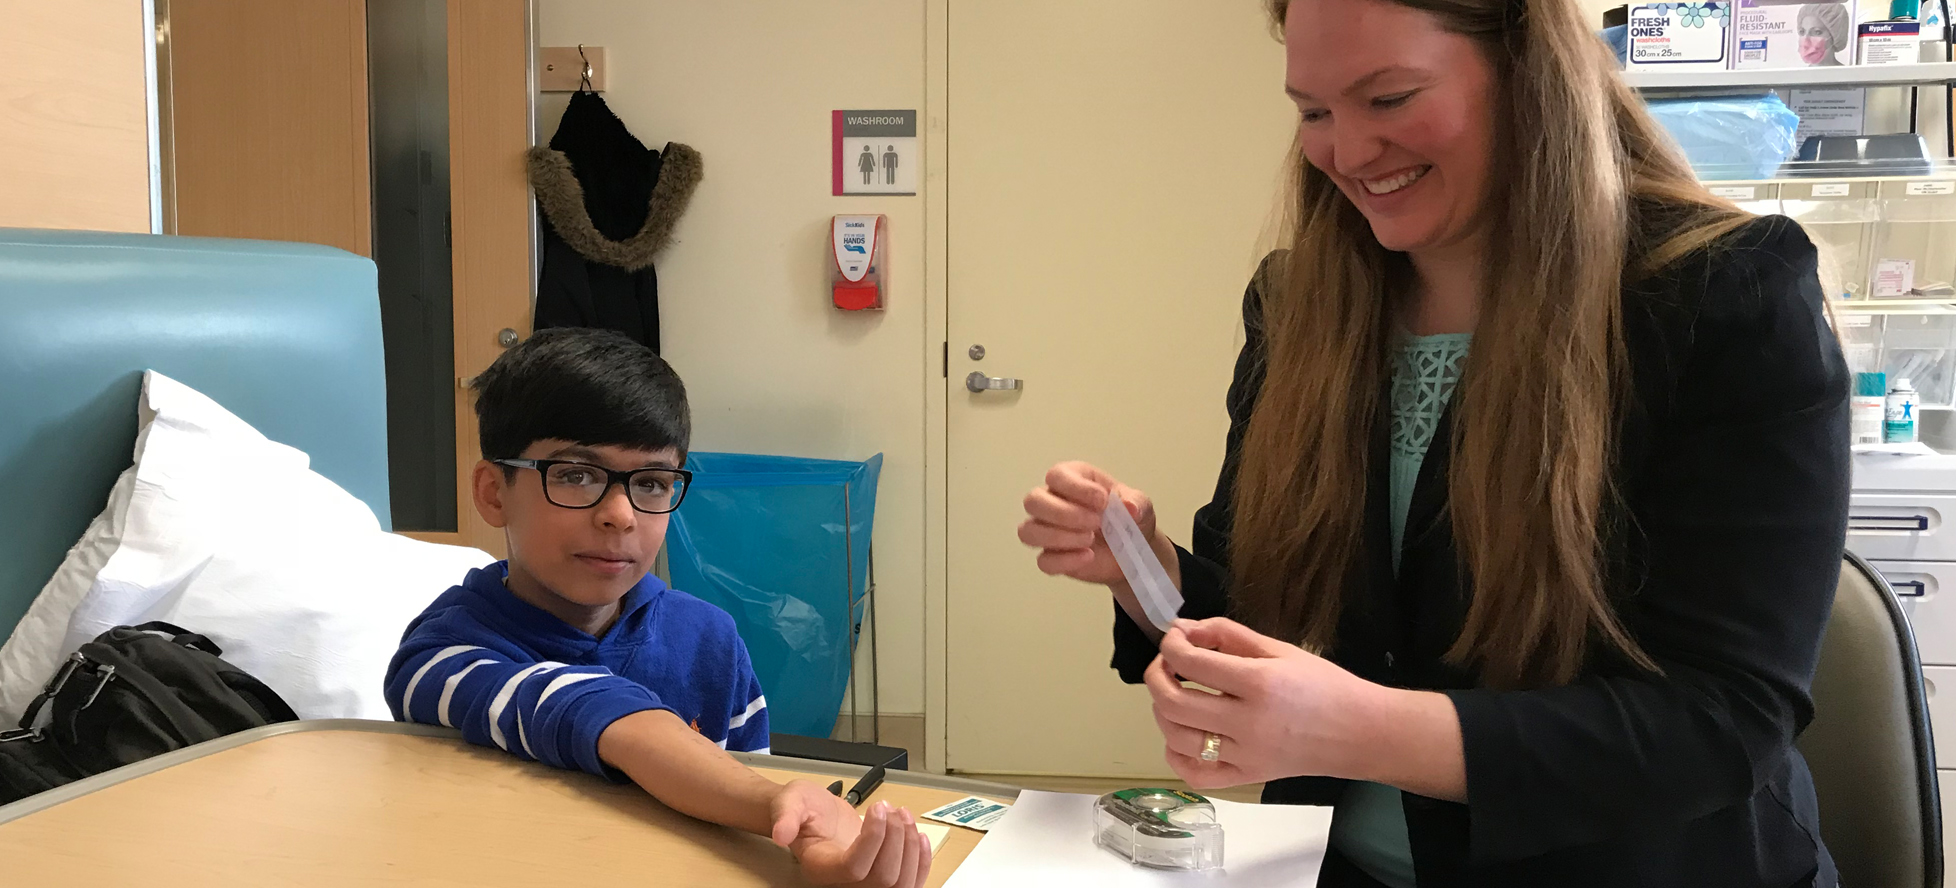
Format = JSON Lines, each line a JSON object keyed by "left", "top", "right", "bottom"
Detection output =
{"left": 527, "top": 91, "right": 702, "bottom": 352}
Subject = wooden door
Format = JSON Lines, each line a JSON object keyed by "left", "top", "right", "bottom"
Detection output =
{"left": 167, "top": 0, "right": 371, "bottom": 254}
{"left": 443, "top": 0, "right": 533, "bottom": 555}
{"left": 161, "top": 0, "right": 530, "bottom": 553}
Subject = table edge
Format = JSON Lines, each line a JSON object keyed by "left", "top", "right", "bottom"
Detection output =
{"left": 0, "top": 719, "right": 1020, "bottom": 826}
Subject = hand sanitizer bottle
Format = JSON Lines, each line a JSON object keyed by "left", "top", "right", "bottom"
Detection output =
{"left": 1886, "top": 377, "right": 1920, "bottom": 444}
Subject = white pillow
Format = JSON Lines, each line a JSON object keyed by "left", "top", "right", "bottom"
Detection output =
{"left": 0, "top": 371, "right": 492, "bottom": 723}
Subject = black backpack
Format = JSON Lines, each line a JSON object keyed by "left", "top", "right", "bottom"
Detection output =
{"left": 0, "top": 622, "right": 297, "bottom": 805}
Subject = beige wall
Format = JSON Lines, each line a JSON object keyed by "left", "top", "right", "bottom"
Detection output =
{"left": 0, "top": 1, "right": 154, "bottom": 233}
{"left": 536, "top": 1, "right": 931, "bottom": 715}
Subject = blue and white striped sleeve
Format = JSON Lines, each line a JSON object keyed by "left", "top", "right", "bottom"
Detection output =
{"left": 385, "top": 641, "right": 671, "bottom": 777}
{"left": 724, "top": 642, "right": 770, "bottom": 754}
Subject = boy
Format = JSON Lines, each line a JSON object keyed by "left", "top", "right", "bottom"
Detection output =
{"left": 385, "top": 329, "right": 931, "bottom": 888}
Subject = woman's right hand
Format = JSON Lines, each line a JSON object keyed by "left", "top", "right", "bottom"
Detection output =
{"left": 1019, "top": 461, "right": 1162, "bottom": 587}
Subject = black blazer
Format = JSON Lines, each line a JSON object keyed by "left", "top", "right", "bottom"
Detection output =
{"left": 1112, "top": 214, "right": 1851, "bottom": 887}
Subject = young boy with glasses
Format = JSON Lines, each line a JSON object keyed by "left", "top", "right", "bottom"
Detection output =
{"left": 384, "top": 329, "right": 932, "bottom": 888}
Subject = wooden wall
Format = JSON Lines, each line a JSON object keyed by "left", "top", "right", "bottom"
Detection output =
{"left": 0, "top": 1, "right": 154, "bottom": 233}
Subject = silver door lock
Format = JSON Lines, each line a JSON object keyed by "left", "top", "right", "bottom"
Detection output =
{"left": 966, "top": 371, "right": 1023, "bottom": 393}
{"left": 497, "top": 328, "right": 521, "bottom": 347}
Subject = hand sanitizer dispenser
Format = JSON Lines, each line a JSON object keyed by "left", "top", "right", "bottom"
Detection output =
{"left": 831, "top": 214, "right": 885, "bottom": 311}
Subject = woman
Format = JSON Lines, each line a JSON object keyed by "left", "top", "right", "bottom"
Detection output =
{"left": 1798, "top": 3, "right": 1851, "bottom": 67}
{"left": 1018, "top": 0, "right": 1848, "bottom": 885}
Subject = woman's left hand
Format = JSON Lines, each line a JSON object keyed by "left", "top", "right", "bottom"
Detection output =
{"left": 1144, "top": 617, "right": 1382, "bottom": 789}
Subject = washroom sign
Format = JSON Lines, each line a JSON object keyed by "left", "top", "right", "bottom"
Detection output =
{"left": 833, "top": 110, "right": 917, "bottom": 196}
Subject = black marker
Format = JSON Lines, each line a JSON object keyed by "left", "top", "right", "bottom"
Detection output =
{"left": 843, "top": 764, "right": 886, "bottom": 807}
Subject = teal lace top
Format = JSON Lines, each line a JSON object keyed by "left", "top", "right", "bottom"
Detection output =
{"left": 1327, "top": 331, "right": 1471, "bottom": 887}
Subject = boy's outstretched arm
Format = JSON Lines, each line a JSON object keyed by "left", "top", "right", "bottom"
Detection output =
{"left": 600, "top": 710, "right": 933, "bottom": 888}
{"left": 386, "top": 634, "right": 929, "bottom": 885}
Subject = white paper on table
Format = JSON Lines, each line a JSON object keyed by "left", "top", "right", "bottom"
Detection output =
{"left": 943, "top": 790, "right": 1332, "bottom": 888}
{"left": 1103, "top": 493, "right": 1184, "bottom": 632}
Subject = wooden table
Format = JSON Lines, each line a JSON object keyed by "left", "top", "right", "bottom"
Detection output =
{"left": 0, "top": 720, "right": 1020, "bottom": 886}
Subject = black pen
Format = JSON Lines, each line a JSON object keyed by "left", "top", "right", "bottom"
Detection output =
{"left": 843, "top": 764, "right": 886, "bottom": 807}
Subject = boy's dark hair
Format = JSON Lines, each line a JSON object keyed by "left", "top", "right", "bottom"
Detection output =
{"left": 472, "top": 327, "right": 690, "bottom": 466}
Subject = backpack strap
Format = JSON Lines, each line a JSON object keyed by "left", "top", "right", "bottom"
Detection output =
{"left": 125, "top": 621, "right": 223, "bottom": 657}
{"left": 12, "top": 651, "right": 118, "bottom": 737}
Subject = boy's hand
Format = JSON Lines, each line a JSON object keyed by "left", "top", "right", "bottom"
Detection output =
{"left": 769, "top": 781, "right": 932, "bottom": 888}
{"left": 595, "top": 712, "right": 929, "bottom": 884}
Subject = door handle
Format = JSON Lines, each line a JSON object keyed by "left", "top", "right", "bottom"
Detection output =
{"left": 966, "top": 371, "right": 1023, "bottom": 393}
{"left": 1848, "top": 514, "right": 1933, "bottom": 531}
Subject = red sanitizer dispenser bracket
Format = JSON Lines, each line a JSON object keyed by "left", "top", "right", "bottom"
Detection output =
{"left": 831, "top": 214, "right": 885, "bottom": 311}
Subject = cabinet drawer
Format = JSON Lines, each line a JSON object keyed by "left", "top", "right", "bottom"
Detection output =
{"left": 1926, "top": 667, "right": 1956, "bottom": 767}
{"left": 1943, "top": 770, "right": 1956, "bottom": 885}
{"left": 1849, "top": 494, "right": 1956, "bottom": 562}
{"left": 1865, "top": 561, "right": 1956, "bottom": 665}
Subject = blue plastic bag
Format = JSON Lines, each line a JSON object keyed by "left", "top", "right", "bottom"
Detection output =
{"left": 1646, "top": 93, "right": 1801, "bottom": 181}
{"left": 665, "top": 452, "right": 882, "bottom": 738}
{"left": 1601, "top": 25, "right": 1629, "bottom": 65}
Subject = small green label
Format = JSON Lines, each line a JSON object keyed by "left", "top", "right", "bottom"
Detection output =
{"left": 1109, "top": 788, "right": 1209, "bottom": 826}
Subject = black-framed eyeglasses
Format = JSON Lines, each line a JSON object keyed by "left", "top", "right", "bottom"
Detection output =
{"left": 493, "top": 459, "right": 693, "bottom": 514}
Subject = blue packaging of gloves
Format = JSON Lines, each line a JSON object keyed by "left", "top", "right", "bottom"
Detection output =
{"left": 1646, "top": 93, "right": 1801, "bottom": 180}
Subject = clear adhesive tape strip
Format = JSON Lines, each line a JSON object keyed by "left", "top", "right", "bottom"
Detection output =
{"left": 1101, "top": 492, "right": 1184, "bottom": 632}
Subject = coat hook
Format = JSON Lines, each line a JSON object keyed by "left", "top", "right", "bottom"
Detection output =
{"left": 577, "top": 44, "right": 593, "bottom": 92}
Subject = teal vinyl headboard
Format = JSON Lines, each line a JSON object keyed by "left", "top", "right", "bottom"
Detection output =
{"left": 0, "top": 229, "right": 391, "bottom": 639}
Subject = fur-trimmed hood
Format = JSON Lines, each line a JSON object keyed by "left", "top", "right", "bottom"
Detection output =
{"left": 527, "top": 141, "right": 702, "bottom": 273}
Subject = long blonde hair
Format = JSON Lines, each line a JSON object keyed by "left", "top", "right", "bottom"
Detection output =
{"left": 1236, "top": 0, "right": 1750, "bottom": 688}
